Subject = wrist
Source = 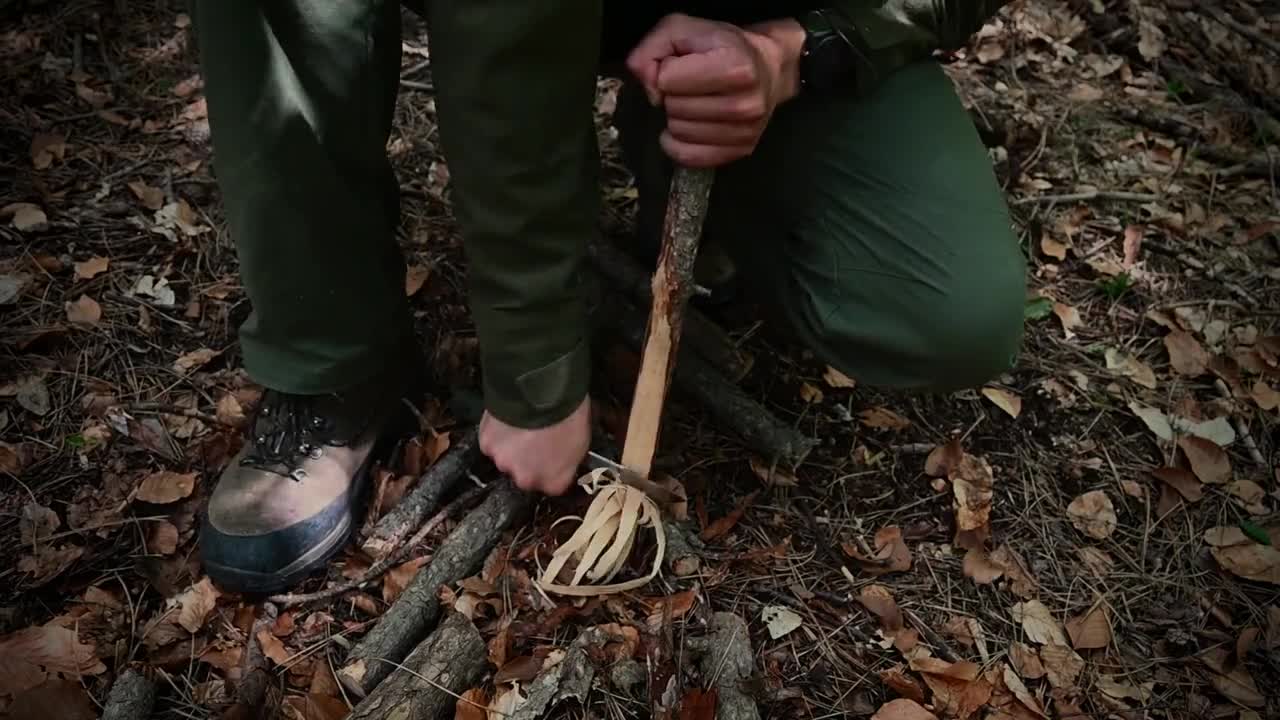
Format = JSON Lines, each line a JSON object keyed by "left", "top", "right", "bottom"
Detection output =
{"left": 745, "top": 19, "right": 805, "bottom": 105}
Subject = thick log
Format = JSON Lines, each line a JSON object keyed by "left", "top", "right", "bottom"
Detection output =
{"left": 361, "top": 427, "right": 480, "bottom": 558}
{"left": 622, "top": 166, "right": 715, "bottom": 477}
{"left": 348, "top": 611, "right": 487, "bottom": 720}
{"left": 611, "top": 303, "right": 815, "bottom": 469}
{"left": 588, "top": 241, "right": 753, "bottom": 382}
{"left": 338, "top": 480, "right": 531, "bottom": 697}
{"left": 686, "top": 612, "right": 760, "bottom": 720}
{"left": 101, "top": 668, "right": 156, "bottom": 720}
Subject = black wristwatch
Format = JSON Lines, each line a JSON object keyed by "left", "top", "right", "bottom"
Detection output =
{"left": 796, "top": 9, "right": 859, "bottom": 94}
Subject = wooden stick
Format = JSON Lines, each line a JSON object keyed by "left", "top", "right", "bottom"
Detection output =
{"left": 221, "top": 603, "right": 280, "bottom": 720}
{"left": 685, "top": 612, "right": 761, "bottom": 720}
{"left": 621, "top": 166, "right": 715, "bottom": 477}
{"left": 101, "top": 668, "right": 157, "bottom": 720}
{"left": 348, "top": 611, "right": 487, "bottom": 720}
{"left": 338, "top": 480, "right": 531, "bottom": 697}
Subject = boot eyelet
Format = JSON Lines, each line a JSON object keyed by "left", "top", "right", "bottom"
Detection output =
{"left": 256, "top": 436, "right": 267, "bottom": 445}
{"left": 309, "top": 447, "right": 323, "bottom": 459}
{"left": 311, "top": 417, "right": 326, "bottom": 429}
{"left": 261, "top": 407, "right": 270, "bottom": 416}
{"left": 291, "top": 468, "right": 308, "bottom": 481}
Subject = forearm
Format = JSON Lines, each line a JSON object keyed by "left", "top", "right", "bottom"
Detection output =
{"left": 428, "top": 0, "right": 602, "bottom": 428}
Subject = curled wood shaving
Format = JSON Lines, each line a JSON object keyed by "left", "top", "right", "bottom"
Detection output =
{"left": 536, "top": 468, "right": 665, "bottom": 596}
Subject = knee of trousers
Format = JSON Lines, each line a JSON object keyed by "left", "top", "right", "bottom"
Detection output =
{"left": 794, "top": 246, "right": 1026, "bottom": 394}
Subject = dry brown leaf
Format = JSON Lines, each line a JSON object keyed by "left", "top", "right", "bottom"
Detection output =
{"left": 1040, "top": 235, "right": 1068, "bottom": 260}
{"left": 963, "top": 548, "right": 1003, "bottom": 584}
{"left": 148, "top": 520, "right": 179, "bottom": 555}
{"left": 1178, "top": 436, "right": 1231, "bottom": 484}
{"left": 1011, "top": 600, "right": 1068, "bottom": 646}
{"left": 951, "top": 453, "right": 994, "bottom": 550}
{"left": 1066, "top": 490, "right": 1116, "bottom": 539}
{"left": 940, "top": 616, "right": 976, "bottom": 647}
{"left": 73, "top": 256, "right": 109, "bottom": 280}
{"left": 1067, "top": 82, "right": 1103, "bottom": 102}
{"left": 924, "top": 438, "right": 963, "bottom": 477}
{"left": 1165, "top": 330, "right": 1210, "bottom": 376}
{"left": 30, "top": 132, "right": 67, "bottom": 169}
{"left": 1122, "top": 224, "right": 1144, "bottom": 267}
{"left": 177, "top": 578, "right": 220, "bottom": 633}
{"left": 282, "top": 694, "right": 348, "bottom": 720}
{"left": 19, "top": 503, "right": 59, "bottom": 545}
{"left": 17, "top": 545, "right": 84, "bottom": 587}
{"left": 982, "top": 387, "right": 1022, "bottom": 418}
{"left": 216, "top": 393, "right": 246, "bottom": 427}
{"left": 5, "top": 202, "right": 49, "bottom": 232}
{"left": 871, "top": 699, "right": 938, "bottom": 720}
{"left": 1009, "top": 642, "right": 1046, "bottom": 679}
{"left": 859, "top": 407, "right": 910, "bottom": 430}
{"left": 1001, "top": 664, "right": 1047, "bottom": 717}
{"left": 1065, "top": 605, "right": 1111, "bottom": 650}
{"left": 1104, "top": 348, "right": 1157, "bottom": 389}
{"left": 1052, "top": 302, "right": 1082, "bottom": 338}
{"left": 456, "top": 687, "right": 490, "bottom": 720}
{"left": 879, "top": 665, "right": 927, "bottom": 704}
{"left": 1152, "top": 467, "right": 1203, "bottom": 502}
{"left": 858, "top": 584, "right": 902, "bottom": 633}
{"left": 1120, "top": 480, "right": 1145, "bottom": 498}
{"left": 136, "top": 470, "right": 198, "bottom": 504}
{"left": 65, "top": 295, "right": 102, "bottom": 326}
{"left": 127, "top": 180, "right": 165, "bottom": 211}
{"left": 748, "top": 456, "right": 799, "bottom": 487}
{"left": 1206, "top": 530, "right": 1280, "bottom": 585}
{"left": 198, "top": 646, "right": 243, "bottom": 674}
{"left": 173, "top": 348, "right": 219, "bottom": 374}
{"left": 822, "top": 365, "right": 856, "bottom": 389}
{"left": 1201, "top": 647, "right": 1264, "bottom": 708}
{"left": 914, "top": 664, "right": 991, "bottom": 720}
{"left": 404, "top": 264, "right": 430, "bottom": 296}
{"left": 1038, "top": 643, "right": 1084, "bottom": 689}
{"left": 990, "top": 545, "right": 1038, "bottom": 598}
{"left": 700, "top": 491, "right": 756, "bottom": 542}
{"left": 845, "top": 526, "right": 912, "bottom": 577}
{"left": 257, "top": 628, "right": 292, "bottom": 666}
{"left": 1250, "top": 380, "right": 1279, "bottom": 411}
{"left": 1076, "top": 547, "right": 1114, "bottom": 577}
{"left": 1226, "top": 480, "right": 1268, "bottom": 515}
{"left": 383, "top": 556, "right": 428, "bottom": 603}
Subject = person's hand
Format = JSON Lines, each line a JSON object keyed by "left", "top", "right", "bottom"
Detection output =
{"left": 626, "top": 14, "right": 804, "bottom": 168}
{"left": 479, "top": 396, "right": 591, "bottom": 496}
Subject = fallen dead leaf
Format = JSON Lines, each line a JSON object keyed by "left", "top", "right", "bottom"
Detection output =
{"left": 173, "top": 347, "right": 219, "bottom": 374}
{"left": 30, "top": 132, "right": 67, "bottom": 169}
{"left": 1076, "top": 547, "right": 1114, "bottom": 577}
{"left": 1052, "top": 302, "right": 1082, "bottom": 339}
{"left": 73, "top": 256, "right": 109, "bottom": 280}
{"left": 910, "top": 658, "right": 991, "bottom": 720}
{"left": 844, "top": 526, "right": 912, "bottom": 577}
{"left": 1040, "top": 235, "right": 1068, "bottom": 260}
{"left": 127, "top": 180, "right": 165, "bottom": 211}
{"left": 1038, "top": 643, "right": 1084, "bottom": 689}
{"left": 4, "top": 202, "right": 49, "bottom": 232}
{"left": 65, "top": 295, "right": 102, "bottom": 326}
{"left": 963, "top": 548, "right": 1003, "bottom": 584}
{"left": 1178, "top": 436, "right": 1231, "bottom": 485}
{"left": 871, "top": 699, "right": 938, "bottom": 720}
{"left": 924, "top": 438, "right": 963, "bottom": 477}
{"left": 1202, "top": 646, "right": 1265, "bottom": 708}
{"left": 1066, "top": 490, "right": 1116, "bottom": 539}
{"left": 858, "top": 584, "right": 902, "bottom": 633}
{"left": 281, "top": 694, "right": 348, "bottom": 720}
{"left": 383, "top": 556, "right": 427, "bottom": 604}
{"left": 1250, "top": 380, "right": 1279, "bottom": 411}
{"left": 700, "top": 491, "right": 756, "bottom": 542}
{"left": 761, "top": 605, "right": 803, "bottom": 640}
{"left": 1105, "top": 348, "right": 1157, "bottom": 389}
{"left": 455, "top": 687, "right": 490, "bottom": 720}
{"left": 1122, "top": 224, "right": 1144, "bottom": 267}
{"left": 1226, "top": 480, "right": 1268, "bottom": 515}
{"left": 1065, "top": 604, "right": 1111, "bottom": 650}
{"left": 951, "top": 453, "right": 994, "bottom": 550}
{"left": 404, "top": 264, "right": 430, "bottom": 296}
{"left": 798, "top": 382, "right": 824, "bottom": 404}
{"left": 257, "top": 628, "right": 292, "bottom": 667}
{"left": 1152, "top": 467, "right": 1203, "bottom": 502}
{"left": 1001, "top": 664, "right": 1047, "bottom": 717}
{"left": 1165, "top": 331, "right": 1210, "bottom": 376}
{"left": 822, "top": 365, "right": 856, "bottom": 389}
{"left": 1204, "top": 527, "right": 1280, "bottom": 585}
{"left": 982, "top": 387, "right": 1022, "bottom": 418}
{"left": 1096, "top": 674, "right": 1153, "bottom": 706}
{"left": 177, "top": 578, "right": 221, "bottom": 633}
{"left": 940, "top": 616, "right": 976, "bottom": 647}
{"left": 859, "top": 407, "right": 910, "bottom": 430}
{"left": 748, "top": 456, "right": 799, "bottom": 487}
{"left": 1009, "top": 642, "right": 1046, "bottom": 679}
{"left": 17, "top": 545, "right": 84, "bottom": 587}
{"left": 19, "top": 503, "right": 59, "bottom": 545}
{"left": 216, "top": 393, "right": 246, "bottom": 427}
{"left": 148, "top": 520, "right": 179, "bottom": 554}
{"left": 1121, "top": 480, "right": 1145, "bottom": 498}
{"left": 0, "top": 622, "right": 107, "bottom": 697}
{"left": 1012, "top": 600, "right": 1068, "bottom": 646}
{"left": 1067, "top": 82, "right": 1103, "bottom": 102}
{"left": 879, "top": 665, "right": 927, "bottom": 704}
{"left": 136, "top": 470, "right": 198, "bottom": 504}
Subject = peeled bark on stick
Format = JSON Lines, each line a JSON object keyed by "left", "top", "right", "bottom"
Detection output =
{"left": 338, "top": 480, "right": 531, "bottom": 697}
{"left": 361, "top": 427, "right": 480, "bottom": 558}
{"left": 101, "top": 668, "right": 156, "bottom": 720}
{"left": 222, "top": 603, "right": 281, "bottom": 720}
{"left": 610, "top": 302, "right": 815, "bottom": 468}
{"left": 621, "top": 166, "right": 715, "bottom": 477}
{"left": 348, "top": 611, "right": 487, "bottom": 720}
{"left": 588, "top": 241, "right": 753, "bottom": 382}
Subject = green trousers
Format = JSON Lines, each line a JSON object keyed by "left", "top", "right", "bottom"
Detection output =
{"left": 194, "top": 1, "right": 1025, "bottom": 398}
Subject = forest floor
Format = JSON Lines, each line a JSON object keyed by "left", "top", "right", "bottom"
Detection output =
{"left": 1, "top": 1, "right": 1278, "bottom": 719}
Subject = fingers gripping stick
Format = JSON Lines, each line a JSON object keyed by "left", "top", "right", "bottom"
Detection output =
{"left": 536, "top": 167, "right": 715, "bottom": 597}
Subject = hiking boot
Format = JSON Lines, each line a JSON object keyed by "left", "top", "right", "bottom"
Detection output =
{"left": 200, "top": 373, "right": 418, "bottom": 594}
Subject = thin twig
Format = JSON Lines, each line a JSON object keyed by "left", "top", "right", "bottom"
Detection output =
{"left": 1209, "top": 9, "right": 1280, "bottom": 56}
{"left": 1214, "top": 380, "right": 1267, "bottom": 466}
{"left": 269, "top": 481, "right": 492, "bottom": 606}
{"left": 399, "top": 79, "right": 434, "bottom": 92}
{"left": 1012, "top": 189, "right": 1159, "bottom": 206}
{"left": 127, "top": 402, "right": 227, "bottom": 427}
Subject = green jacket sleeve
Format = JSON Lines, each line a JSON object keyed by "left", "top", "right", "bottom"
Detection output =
{"left": 824, "top": 0, "right": 1009, "bottom": 96}
{"left": 427, "top": 0, "right": 603, "bottom": 429}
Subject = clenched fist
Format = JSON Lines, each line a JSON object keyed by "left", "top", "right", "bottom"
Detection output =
{"left": 479, "top": 396, "right": 590, "bottom": 496}
{"left": 627, "top": 14, "right": 805, "bottom": 168}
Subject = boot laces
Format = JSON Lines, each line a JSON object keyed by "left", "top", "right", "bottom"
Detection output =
{"left": 240, "top": 391, "right": 353, "bottom": 479}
